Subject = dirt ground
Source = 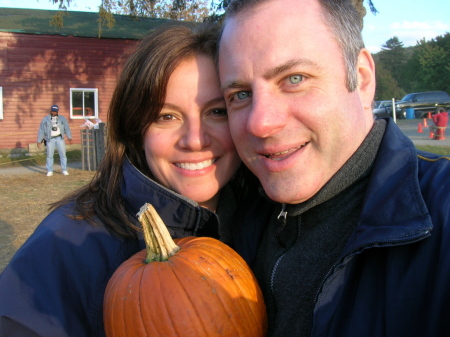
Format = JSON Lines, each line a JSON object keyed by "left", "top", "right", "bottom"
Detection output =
{"left": 0, "top": 169, "right": 96, "bottom": 272}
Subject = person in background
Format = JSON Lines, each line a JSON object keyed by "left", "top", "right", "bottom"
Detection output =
{"left": 0, "top": 23, "right": 242, "bottom": 337}
{"left": 37, "top": 104, "right": 73, "bottom": 176}
{"left": 219, "top": 0, "right": 450, "bottom": 335}
{"left": 430, "top": 107, "right": 449, "bottom": 136}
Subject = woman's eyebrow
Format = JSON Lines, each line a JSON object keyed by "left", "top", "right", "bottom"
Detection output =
{"left": 163, "top": 97, "right": 225, "bottom": 110}
{"left": 204, "top": 97, "right": 227, "bottom": 106}
{"left": 162, "top": 103, "right": 181, "bottom": 111}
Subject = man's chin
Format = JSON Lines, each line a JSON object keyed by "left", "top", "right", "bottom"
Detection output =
{"left": 260, "top": 176, "right": 323, "bottom": 204}
{"left": 262, "top": 186, "right": 302, "bottom": 205}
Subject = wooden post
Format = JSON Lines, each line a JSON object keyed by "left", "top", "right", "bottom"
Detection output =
{"left": 94, "top": 123, "right": 106, "bottom": 168}
{"left": 80, "top": 123, "right": 107, "bottom": 171}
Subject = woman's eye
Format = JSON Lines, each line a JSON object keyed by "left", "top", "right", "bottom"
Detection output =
{"left": 210, "top": 108, "right": 227, "bottom": 116}
{"left": 289, "top": 75, "right": 303, "bottom": 84}
{"left": 158, "top": 114, "right": 176, "bottom": 121}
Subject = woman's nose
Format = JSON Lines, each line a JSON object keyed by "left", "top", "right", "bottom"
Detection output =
{"left": 178, "top": 119, "right": 211, "bottom": 151}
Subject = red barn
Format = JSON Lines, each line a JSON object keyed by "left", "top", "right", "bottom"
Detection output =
{"left": 0, "top": 8, "right": 180, "bottom": 153}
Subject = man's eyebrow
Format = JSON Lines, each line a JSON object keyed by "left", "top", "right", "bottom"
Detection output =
{"left": 221, "top": 80, "right": 249, "bottom": 91}
{"left": 263, "top": 59, "right": 320, "bottom": 80}
{"left": 221, "top": 59, "right": 321, "bottom": 90}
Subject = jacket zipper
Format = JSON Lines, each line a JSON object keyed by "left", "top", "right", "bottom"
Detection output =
{"left": 277, "top": 203, "right": 287, "bottom": 223}
{"left": 193, "top": 207, "right": 203, "bottom": 236}
{"left": 271, "top": 204, "right": 303, "bottom": 295}
{"left": 313, "top": 228, "right": 431, "bottom": 308}
{"left": 270, "top": 204, "right": 287, "bottom": 294}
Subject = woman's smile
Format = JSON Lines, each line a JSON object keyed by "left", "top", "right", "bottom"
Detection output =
{"left": 174, "top": 158, "right": 217, "bottom": 170}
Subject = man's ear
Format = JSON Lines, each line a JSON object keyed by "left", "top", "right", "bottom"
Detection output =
{"left": 357, "top": 48, "right": 376, "bottom": 111}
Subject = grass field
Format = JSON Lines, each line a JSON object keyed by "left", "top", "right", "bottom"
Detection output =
{"left": 0, "top": 153, "right": 96, "bottom": 272}
{"left": 415, "top": 145, "right": 450, "bottom": 156}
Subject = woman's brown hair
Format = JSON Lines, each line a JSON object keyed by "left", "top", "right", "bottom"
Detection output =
{"left": 52, "top": 22, "right": 222, "bottom": 238}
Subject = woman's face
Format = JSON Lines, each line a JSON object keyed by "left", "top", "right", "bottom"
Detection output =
{"left": 144, "top": 54, "right": 241, "bottom": 211}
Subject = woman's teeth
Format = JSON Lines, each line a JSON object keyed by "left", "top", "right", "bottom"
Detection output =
{"left": 175, "top": 159, "right": 216, "bottom": 170}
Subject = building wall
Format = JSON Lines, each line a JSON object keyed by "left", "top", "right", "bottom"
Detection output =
{"left": 0, "top": 32, "right": 137, "bottom": 150}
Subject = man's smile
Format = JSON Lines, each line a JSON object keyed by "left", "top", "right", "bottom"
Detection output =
{"left": 263, "top": 143, "right": 308, "bottom": 161}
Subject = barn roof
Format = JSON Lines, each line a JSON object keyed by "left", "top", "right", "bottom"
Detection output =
{"left": 0, "top": 7, "right": 188, "bottom": 39}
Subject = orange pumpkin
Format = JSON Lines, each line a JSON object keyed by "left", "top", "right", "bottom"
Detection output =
{"left": 103, "top": 203, "right": 267, "bottom": 337}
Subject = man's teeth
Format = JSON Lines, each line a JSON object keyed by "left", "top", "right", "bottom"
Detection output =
{"left": 175, "top": 159, "right": 216, "bottom": 170}
{"left": 265, "top": 145, "right": 304, "bottom": 158}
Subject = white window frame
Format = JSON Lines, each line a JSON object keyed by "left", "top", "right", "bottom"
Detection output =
{"left": 70, "top": 88, "right": 99, "bottom": 119}
{"left": 0, "top": 87, "right": 3, "bottom": 120}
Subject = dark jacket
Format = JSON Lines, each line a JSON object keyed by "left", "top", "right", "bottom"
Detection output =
{"left": 0, "top": 159, "right": 234, "bottom": 337}
{"left": 234, "top": 118, "right": 450, "bottom": 336}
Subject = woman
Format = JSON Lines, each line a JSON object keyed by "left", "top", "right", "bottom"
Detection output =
{"left": 0, "top": 23, "right": 242, "bottom": 337}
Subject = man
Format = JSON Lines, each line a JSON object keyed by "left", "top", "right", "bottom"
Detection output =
{"left": 219, "top": 0, "right": 450, "bottom": 336}
{"left": 430, "top": 107, "right": 448, "bottom": 137}
{"left": 37, "top": 104, "right": 73, "bottom": 176}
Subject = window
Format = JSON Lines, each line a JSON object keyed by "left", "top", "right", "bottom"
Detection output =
{"left": 435, "top": 92, "right": 449, "bottom": 100}
{"left": 0, "top": 87, "right": 3, "bottom": 120}
{"left": 417, "top": 94, "right": 427, "bottom": 101}
{"left": 70, "top": 88, "right": 98, "bottom": 119}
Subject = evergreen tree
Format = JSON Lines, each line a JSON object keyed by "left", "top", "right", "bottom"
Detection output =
{"left": 374, "top": 62, "right": 405, "bottom": 101}
{"left": 378, "top": 37, "right": 407, "bottom": 89}
{"left": 404, "top": 34, "right": 450, "bottom": 94}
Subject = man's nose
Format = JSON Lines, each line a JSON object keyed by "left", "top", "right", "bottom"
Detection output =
{"left": 246, "top": 92, "right": 288, "bottom": 138}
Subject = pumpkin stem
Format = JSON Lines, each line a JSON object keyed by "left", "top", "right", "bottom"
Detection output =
{"left": 138, "top": 203, "right": 180, "bottom": 263}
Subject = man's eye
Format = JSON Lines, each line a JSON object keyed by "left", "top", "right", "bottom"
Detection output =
{"left": 234, "top": 91, "right": 252, "bottom": 101}
{"left": 289, "top": 75, "right": 303, "bottom": 84}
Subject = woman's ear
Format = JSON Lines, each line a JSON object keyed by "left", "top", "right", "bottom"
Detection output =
{"left": 357, "top": 48, "right": 376, "bottom": 111}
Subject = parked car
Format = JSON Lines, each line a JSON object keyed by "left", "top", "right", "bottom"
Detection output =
{"left": 395, "top": 91, "right": 450, "bottom": 119}
{"left": 373, "top": 100, "right": 394, "bottom": 119}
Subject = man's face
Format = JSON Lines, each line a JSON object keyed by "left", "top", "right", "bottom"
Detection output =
{"left": 219, "top": 0, "right": 375, "bottom": 204}
{"left": 50, "top": 110, "right": 58, "bottom": 117}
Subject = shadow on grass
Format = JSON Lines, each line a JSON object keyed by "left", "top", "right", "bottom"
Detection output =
{"left": 0, "top": 150, "right": 82, "bottom": 170}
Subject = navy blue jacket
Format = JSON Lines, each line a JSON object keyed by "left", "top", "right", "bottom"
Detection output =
{"left": 235, "top": 119, "right": 450, "bottom": 336}
{"left": 0, "top": 159, "right": 226, "bottom": 336}
{"left": 312, "top": 119, "right": 450, "bottom": 336}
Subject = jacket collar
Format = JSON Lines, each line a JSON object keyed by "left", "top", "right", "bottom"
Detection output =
{"left": 120, "top": 158, "right": 218, "bottom": 234}
{"left": 344, "top": 118, "right": 432, "bottom": 253}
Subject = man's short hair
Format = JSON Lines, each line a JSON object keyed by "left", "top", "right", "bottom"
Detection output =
{"left": 222, "top": 0, "right": 365, "bottom": 92}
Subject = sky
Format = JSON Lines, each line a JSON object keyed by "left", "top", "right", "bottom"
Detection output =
{"left": 0, "top": 0, "right": 449, "bottom": 53}
{"left": 362, "top": 0, "right": 449, "bottom": 53}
